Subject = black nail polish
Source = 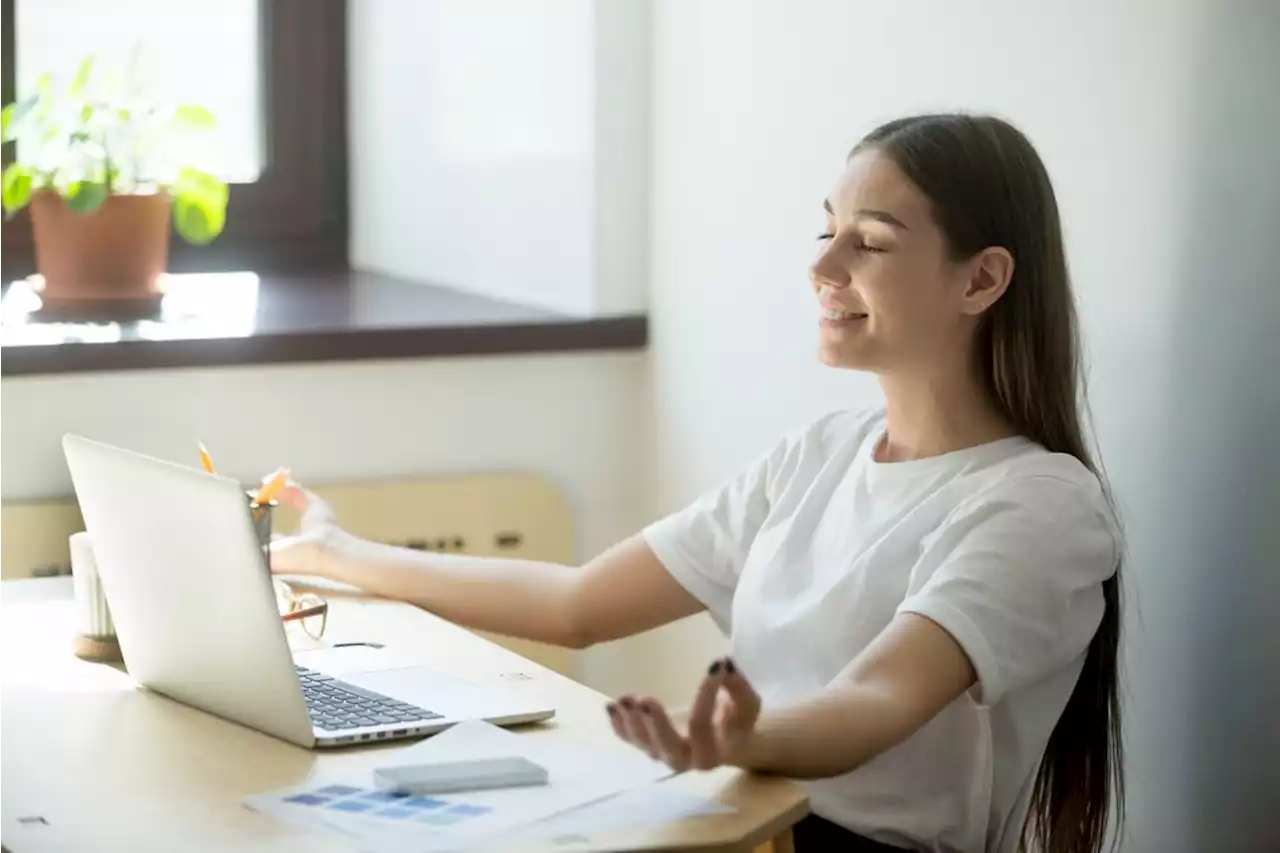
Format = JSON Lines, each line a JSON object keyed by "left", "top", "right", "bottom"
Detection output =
{"left": 725, "top": 658, "right": 737, "bottom": 675}
{"left": 708, "top": 661, "right": 722, "bottom": 675}
{"left": 620, "top": 697, "right": 634, "bottom": 709}
{"left": 606, "top": 704, "right": 618, "bottom": 716}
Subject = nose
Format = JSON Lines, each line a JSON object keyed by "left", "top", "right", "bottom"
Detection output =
{"left": 809, "top": 244, "right": 849, "bottom": 292}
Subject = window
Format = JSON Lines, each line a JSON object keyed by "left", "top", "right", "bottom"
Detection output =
{"left": 1, "top": 0, "right": 348, "bottom": 279}
{"left": 15, "top": 0, "right": 265, "bottom": 183}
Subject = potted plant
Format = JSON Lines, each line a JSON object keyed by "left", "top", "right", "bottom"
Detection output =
{"left": 1, "top": 54, "right": 229, "bottom": 317}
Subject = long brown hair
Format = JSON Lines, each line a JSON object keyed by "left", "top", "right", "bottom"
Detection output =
{"left": 855, "top": 114, "right": 1124, "bottom": 853}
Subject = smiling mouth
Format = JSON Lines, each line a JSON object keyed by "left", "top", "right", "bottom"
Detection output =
{"left": 820, "top": 307, "right": 867, "bottom": 322}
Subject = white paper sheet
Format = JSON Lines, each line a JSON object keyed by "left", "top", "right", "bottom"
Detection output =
{"left": 509, "top": 782, "right": 734, "bottom": 847}
{"left": 244, "top": 721, "right": 679, "bottom": 852}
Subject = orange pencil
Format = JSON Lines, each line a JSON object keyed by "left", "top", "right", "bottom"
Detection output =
{"left": 254, "top": 466, "right": 291, "bottom": 505}
{"left": 197, "top": 442, "right": 217, "bottom": 474}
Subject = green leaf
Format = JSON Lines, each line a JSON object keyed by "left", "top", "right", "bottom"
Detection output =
{"left": 69, "top": 55, "right": 95, "bottom": 97}
{"left": 174, "top": 167, "right": 229, "bottom": 207}
{"left": 79, "top": 103, "right": 95, "bottom": 123}
{"left": 34, "top": 73, "right": 55, "bottom": 123}
{"left": 172, "top": 169, "right": 229, "bottom": 242}
{"left": 173, "top": 194, "right": 225, "bottom": 244}
{"left": 65, "top": 181, "right": 108, "bottom": 214}
{"left": 1, "top": 163, "right": 33, "bottom": 213}
{"left": 173, "top": 104, "right": 216, "bottom": 129}
{"left": 1, "top": 104, "right": 13, "bottom": 142}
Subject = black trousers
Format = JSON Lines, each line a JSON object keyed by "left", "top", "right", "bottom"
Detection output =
{"left": 792, "top": 813, "right": 910, "bottom": 852}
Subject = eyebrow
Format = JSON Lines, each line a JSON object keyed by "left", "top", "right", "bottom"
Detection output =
{"left": 822, "top": 199, "right": 909, "bottom": 230}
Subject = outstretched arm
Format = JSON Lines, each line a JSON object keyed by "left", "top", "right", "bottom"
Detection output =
{"left": 271, "top": 486, "right": 705, "bottom": 649}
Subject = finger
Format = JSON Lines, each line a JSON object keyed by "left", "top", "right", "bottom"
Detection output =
{"left": 615, "top": 696, "right": 660, "bottom": 760}
{"left": 639, "top": 700, "right": 691, "bottom": 771}
{"left": 720, "top": 658, "right": 761, "bottom": 724}
{"left": 688, "top": 660, "right": 725, "bottom": 769}
{"left": 605, "top": 703, "right": 629, "bottom": 742}
{"left": 278, "top": 483, "right": 309, "bottom": 511}
{"left": 279, "top": 480, "right": 335, "bottom": 525}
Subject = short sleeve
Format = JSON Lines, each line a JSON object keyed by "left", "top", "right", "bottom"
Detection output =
{"left": 643, "top": 435, "right": 800, "bottom": 630}
{"left": 897, "top": 474, "right": 1119, "bottom": 706}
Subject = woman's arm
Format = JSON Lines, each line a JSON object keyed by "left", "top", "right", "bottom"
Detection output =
{"left": 272, "top": 487, "right": 704, "bottom": 649}
{"left": 739, "top": 613, "right": 975, "bottom": 777}
{"left": 325, "top": 534, "right": 704, "bottom": 649}
{"left": 607, "top": 613, "right": 975, "bottom": 777}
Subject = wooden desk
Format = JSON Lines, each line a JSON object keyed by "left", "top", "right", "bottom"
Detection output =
{"left": 0, "top": 578, "right": 807, "bottom": 852}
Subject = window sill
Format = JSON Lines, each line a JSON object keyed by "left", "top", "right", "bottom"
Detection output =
{"left": 0, "top": 270, "right": 647, "bottom": 377}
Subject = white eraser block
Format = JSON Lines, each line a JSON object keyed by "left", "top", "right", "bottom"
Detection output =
{"left": 372, "top": 757, "right": 549, "bottom": 795}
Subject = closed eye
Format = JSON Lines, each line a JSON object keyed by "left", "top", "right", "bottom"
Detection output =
{"left": 815, "top": 233, "right": 885, "bottom": 253}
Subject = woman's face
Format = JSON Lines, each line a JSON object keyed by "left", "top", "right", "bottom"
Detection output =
{"left": 812, "top": 149, "right": 981, "bottom": 374}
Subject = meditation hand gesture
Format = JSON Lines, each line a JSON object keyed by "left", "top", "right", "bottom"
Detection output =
{"left": 606, "top": 658, "right": 760, "bottom": 772}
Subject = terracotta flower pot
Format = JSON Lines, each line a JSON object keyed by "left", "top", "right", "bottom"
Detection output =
{"left": 29, "top": 190, "right": 172, "bottom": 318}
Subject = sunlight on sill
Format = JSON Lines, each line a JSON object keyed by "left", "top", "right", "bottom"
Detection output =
{"left": 1, "top": 272, "right": 261, "bottom": 346}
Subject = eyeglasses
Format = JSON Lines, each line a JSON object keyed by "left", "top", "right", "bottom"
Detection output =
{"left": 273, "top": 578, "right": 328, "bottom": 640}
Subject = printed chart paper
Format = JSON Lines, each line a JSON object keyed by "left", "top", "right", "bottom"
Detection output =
{"left": 244, "top": 721, "right": 709, "bottom": 852}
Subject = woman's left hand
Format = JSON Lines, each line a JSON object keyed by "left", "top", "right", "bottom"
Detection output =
{"left": 606, "top": 658, "right": 760, "bottom": 772}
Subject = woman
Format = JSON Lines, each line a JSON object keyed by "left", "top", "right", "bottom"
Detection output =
{"left": 272, "top": 113, "right": 1124, "bottom": 853}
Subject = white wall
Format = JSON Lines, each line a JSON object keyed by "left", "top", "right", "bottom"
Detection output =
{"left": 591, "top": 0, "right": 651, "bottom": 316}
{"left": 337, "top": 0, "right": 656, "bottom": 692}
{"left": 348, "top": 0, "right": 650, "bottom": 316}
{"left": 645, "top": 1, "right": 1280, "bottom": 850}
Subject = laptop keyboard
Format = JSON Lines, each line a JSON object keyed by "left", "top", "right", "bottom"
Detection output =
{"left": 296, "top": 665, "right": 443, "bottom": 731}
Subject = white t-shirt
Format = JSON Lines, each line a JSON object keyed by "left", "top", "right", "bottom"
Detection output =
{"left": 643, "top": 408, "right": 1119, "bottom": 853}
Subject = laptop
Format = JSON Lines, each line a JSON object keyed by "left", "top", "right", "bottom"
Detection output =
{"left": 62, "top": 435, "right": 555, "bottom": 749}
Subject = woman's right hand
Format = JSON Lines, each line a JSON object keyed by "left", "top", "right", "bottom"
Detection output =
{"left": 269, "top": 483, "right": 345, "bottom": 578}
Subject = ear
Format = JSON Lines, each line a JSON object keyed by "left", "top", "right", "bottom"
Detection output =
{"left": 959, "top": 247, "right": 1014, "bottom": 315}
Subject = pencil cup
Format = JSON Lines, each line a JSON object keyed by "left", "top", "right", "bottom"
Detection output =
{"left": 69, "top": 531, "right": 122, "bottom": 662}
{"left": 248, "top": 492, "right": 277, "bottom": 572}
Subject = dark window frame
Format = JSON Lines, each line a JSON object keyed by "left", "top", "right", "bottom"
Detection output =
{"left": 0, "top": 0, "right": 348, "bottom": 280}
